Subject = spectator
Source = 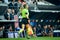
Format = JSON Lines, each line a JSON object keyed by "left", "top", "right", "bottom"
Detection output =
{"left": 48, "top": 25, "right": 53, "bottom": 37}
{"left": 0, "top": 27, "right": 3, "bottom": 38}
{"left": 4, "top": 9, "right": 13, "bottom": 20}
{"left": 41, "top": 25, "right": 49, "bottom": 36}
{"left": 17, "top": 0, "right": 22, "bottom": 9}
{"left": 8, "top": 0, "right": 16, "bottom": 9}
{"left": 36, "top": 24, "right": 42, "bottom": 35}
{"left": 8, "top": 25, "right": 13, "bottom": 32}
{"left": 11, "top": 9, "right": 15, "bottom": 20}
{"left": 8, "top": 0, "right": 18, "bottom": 14}
{"left": 30, "top": 20, "right": 35, "bottom": 27}
{"left": 30, "top": 20, "right": 37, "bottom": 37}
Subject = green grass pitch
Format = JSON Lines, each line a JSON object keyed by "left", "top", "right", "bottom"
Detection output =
{"left": 0, "top": 37, "right": 60, "bottom": 40}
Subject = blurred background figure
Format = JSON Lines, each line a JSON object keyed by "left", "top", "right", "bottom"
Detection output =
{"left": 48, "top": 25, "right": 53, "bottom": 37}
{"left": 30, "top": 20, "right": 37, "bottom": 37}
{"left": 11, "top": 9, "right": 15, "bottom": 20}
{"left": 0, "top": 26, "right": 3, "bottom": 38}
{"left": 41, "top": 25, "right": 49, "bottom": 36}
{"left": 4, "top": 9, "right": 11, "bottom": 20}
{"left": 8, "top": 0, "right": 18, "bottom": 14}
{"left": 36, "top": 24, "right": 42, "bottom": 36}
{"left": 4, "top": 9, "right": 13, "bottom": 20}
{"left": 8, "top": 25, "right": 13, "bottom": 32}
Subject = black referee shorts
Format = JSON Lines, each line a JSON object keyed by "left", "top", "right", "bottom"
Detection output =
{"left": 22, "top": 18, "right": 29, "bottom": 24}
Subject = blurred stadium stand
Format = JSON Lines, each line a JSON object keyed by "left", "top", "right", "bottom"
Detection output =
{"left": 29, "top": 11, "right": 60, "bottom": 20}
{"left": 46, "top": 0, "right": 60, "bottom": 5}
{"left": 0, "top": 3, "right": 7, "bottom": 15}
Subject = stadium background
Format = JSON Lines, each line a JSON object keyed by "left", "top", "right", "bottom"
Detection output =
{"left": 0, "top": 0, "right": 60, "bottom": 40}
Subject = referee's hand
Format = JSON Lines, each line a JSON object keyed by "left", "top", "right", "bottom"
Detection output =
{"left": 26, "top": 15, "right": 29, "bottom": 19}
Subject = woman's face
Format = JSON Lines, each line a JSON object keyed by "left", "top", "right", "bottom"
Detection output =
{"left": 12, "top": 9, "right": 14, "bottom": 13}
{"left": 44, "top": 25, "right": 47, "bottom": 29}
{"left": 8, "top": 9, "right": 11, "bottom": 13}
